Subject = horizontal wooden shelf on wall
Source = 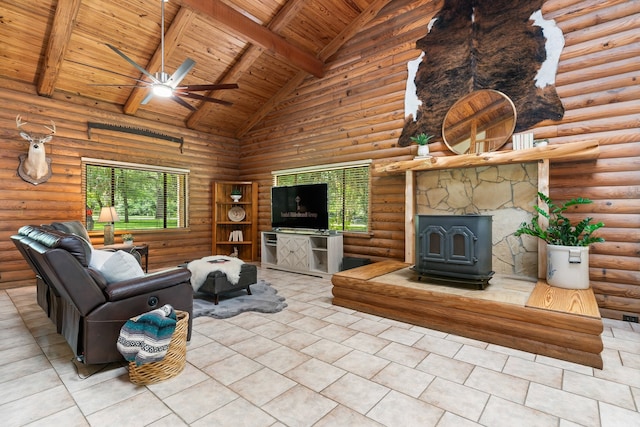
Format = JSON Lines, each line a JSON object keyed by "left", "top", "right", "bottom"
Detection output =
{"left": 374, "top": 140, "right": 600, "bottom": 175}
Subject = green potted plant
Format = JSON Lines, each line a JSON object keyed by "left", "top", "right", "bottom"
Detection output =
{"left": 515, "top": 192, "right": 604, "bottom": 289}
{"left": 410, "top": 133, "right": 435, "bottom": 157}
{"left": 121, "top": 233, "right": 134, "bottom": 246}
{"left": 230, "top": 187, "right": 242, "bottom": 202}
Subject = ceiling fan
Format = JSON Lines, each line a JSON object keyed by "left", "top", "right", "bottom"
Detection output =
{"left": 101, "top": 0, "right": 238, "bottom": 111}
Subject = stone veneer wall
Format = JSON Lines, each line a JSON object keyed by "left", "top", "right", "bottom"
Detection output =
{"left": 415, "top": 163, "right": 539, "bottom": 278}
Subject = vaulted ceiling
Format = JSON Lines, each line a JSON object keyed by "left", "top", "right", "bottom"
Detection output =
{"left": 0, "top": 0, "right": 390, "bottom": 137}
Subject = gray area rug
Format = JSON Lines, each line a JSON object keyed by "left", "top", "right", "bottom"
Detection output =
{"left": 193, "top": 280, "right": 287, "bottom": 319}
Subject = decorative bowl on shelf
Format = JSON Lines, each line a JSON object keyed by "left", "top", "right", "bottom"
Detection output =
{"left": 230, "top": 194, "right": 242, "bottom": 202}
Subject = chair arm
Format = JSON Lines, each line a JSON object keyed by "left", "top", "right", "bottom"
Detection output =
{"left": 104, "top": 267, "right": 192, "bottom": 302}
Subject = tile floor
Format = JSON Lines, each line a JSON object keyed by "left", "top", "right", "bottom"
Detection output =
{"left": 2, "top": 267, "right": 640, "bottom": 426}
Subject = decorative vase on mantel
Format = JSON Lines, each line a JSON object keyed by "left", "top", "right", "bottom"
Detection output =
{"left": 417, "top": 144, "right": 430, "bottom": 157}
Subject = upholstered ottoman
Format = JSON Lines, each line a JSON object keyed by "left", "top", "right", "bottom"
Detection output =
{"left": 192, "top": 261, "right": 257, "bottom": 304}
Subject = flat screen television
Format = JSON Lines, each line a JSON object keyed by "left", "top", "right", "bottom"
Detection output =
{"left": 271, "top": 183, "right": 329, "bottom": 231}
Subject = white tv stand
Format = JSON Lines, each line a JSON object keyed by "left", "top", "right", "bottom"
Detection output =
{"left": 261, "top": 231, "right": 343, "bottom": 277}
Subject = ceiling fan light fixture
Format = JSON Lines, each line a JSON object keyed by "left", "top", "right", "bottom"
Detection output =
{"left": 152, "top": 84, "right": 173, "bottom": 98}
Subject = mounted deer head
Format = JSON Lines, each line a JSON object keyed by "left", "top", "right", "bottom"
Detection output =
{"left": 16, "top": 115, "right": 55, "bottom": 185}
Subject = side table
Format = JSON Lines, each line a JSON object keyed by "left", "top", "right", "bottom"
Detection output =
{"left": 100, "top": 243, "right": 149, "bottom": 272}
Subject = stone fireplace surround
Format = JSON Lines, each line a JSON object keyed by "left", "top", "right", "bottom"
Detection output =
{"left": 331, "top": 141, "right": 604, "bottom": 368}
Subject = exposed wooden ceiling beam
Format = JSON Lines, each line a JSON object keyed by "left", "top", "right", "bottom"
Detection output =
{"left": 37, "top": 0, "right": 82, "bottom": 97}
{"left": 235, "top": 0, "right": 394, "bottom": 137}
{"left": 123, "top": 7, "right": 196, "bottom": 115}
{"left": 186, "top": 0, "right": 311, "bottom": 129}
{"left": 181, "top": 0, "right": 325, "bottom": 78}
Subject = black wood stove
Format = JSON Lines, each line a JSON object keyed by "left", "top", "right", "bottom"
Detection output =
{"left": 413, "top": 214, "right": 493, "bottom": 289}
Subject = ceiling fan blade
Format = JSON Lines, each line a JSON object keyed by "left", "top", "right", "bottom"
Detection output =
{"left": 177, "top": 83, "right": 239, "bottom": 91}
{"left": 106, "top": 44, "right": 159, "bottom": 83}
{"left": 67, "top": 59, "right": 151, "bottom": 84}
{"left": 176, "top": 91, "right": 233, "bottom": 107}
{"left": 141, "top": 91, "right": 154, "bottom": 105}
{"left": 167, "top": 58, "right": 196, "bottom": 88}
{"left": 171, "top": 95, "right": 197, "bottom": 111}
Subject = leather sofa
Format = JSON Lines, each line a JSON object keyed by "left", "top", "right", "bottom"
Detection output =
{"left": 12, "top": 224, "right": 193, "bottom": 365}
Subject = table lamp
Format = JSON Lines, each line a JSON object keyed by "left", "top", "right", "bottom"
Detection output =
{"left": 98, "top": 206, "right": 119, "bottom": 245}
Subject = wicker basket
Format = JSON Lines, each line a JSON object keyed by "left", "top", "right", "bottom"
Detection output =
{"left": 128, "top": 310, "right": 189, "bottom": 385}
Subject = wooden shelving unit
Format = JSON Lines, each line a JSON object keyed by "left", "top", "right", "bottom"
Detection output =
{"left": 212, "top": 181, "right": 258, "bottom": 261}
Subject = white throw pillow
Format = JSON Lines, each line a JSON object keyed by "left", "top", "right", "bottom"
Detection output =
{"left": 90, "top": 249, "right": 115, "bottom": 270}
{"left": 99, "top": 250, "right": 145, "bottom": 284}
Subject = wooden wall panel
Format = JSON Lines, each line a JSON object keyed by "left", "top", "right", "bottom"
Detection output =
{"left": 239, "top": 0, "right": 640, "bottom": 319}
{"left": 0, "top": 84, "right": 240, "bottom": 289}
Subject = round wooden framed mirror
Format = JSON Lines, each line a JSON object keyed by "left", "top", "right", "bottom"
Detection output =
{"left": 442, "top": 89, "right": 517, "bottom": 155}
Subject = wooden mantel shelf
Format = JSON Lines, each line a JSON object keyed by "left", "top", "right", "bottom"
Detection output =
{"left": 374, "top": 140, "right": 599, "bottom": 175}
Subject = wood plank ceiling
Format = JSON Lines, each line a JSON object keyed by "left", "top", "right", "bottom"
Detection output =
{"left": 0, "top": 0, "right": 386, "bottom": 137}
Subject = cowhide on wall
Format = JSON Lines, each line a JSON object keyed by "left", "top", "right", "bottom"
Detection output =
{"left": 400, "top": 0, "right": 564, "bottom": 147}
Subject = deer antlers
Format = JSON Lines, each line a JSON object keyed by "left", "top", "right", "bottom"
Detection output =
{"left": 16, "top": 115, "right": 56, "bottom": 137}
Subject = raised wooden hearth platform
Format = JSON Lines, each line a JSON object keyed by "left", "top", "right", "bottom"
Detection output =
{"left": 331, "top": 260, "right": 603, "bottom": 368}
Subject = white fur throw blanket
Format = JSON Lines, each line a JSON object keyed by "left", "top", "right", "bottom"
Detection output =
{"left": 187, "top": 256, "right": 244, "bottom": 292}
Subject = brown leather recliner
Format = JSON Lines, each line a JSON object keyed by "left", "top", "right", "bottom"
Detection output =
{"left": 12, "top": 225, "right": 193, "bottom": 365}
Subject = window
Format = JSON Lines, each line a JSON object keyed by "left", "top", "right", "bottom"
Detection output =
{"left": 83, "top": 158, "right": 189, "bottom": 231}
{"left": 273, "top": 160, "right": 371, "bottom": 232}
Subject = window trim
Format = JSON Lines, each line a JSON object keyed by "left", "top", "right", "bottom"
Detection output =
{"left": 82, "top": 157, "right": 190, "bottom": 231}
{"left": 272, "top": 159, "right": 372, "bottom": 233}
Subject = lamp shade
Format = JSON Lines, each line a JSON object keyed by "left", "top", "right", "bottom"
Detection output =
{"left": 98, "top": 206, "right": 119, "bottom": 223}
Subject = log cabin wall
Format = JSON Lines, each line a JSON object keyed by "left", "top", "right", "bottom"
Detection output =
{"left": 0, "top": 83, "right": 240, "bottom": 289}
{"left": 238, "top": 0, "right": 640, "bottom": 320}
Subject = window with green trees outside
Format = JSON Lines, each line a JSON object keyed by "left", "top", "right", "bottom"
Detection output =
{"left": 273, "top": 160, "right": 370, "bottom": 232}
{"left": 83, "top": 158, "right": 189, "bottom": 231}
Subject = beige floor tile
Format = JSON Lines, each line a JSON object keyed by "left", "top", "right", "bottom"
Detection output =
{"left": 367, "top": 390, "right": 443, "bottom": 427}
{"left": 321, "top": 372, "right": 389, "bottom": 414}
{"left": 600, "top": 401, "right": 640, "bottom": 427}
{"left": 5, "top": 270, "right": 640, "bottom": 426}
{"left": 342, "top": 331, "right": 390, "bottom": 354}
{"left": 348, "top": 318, "right": 391, "bottom": 335}
{"left": 479, "top": 395, "right": 558, "bottom": 427}
{"left": 301, "top": 338, "right": 353, "bottom": 363}
{"left": 24, "top": 406, "right": 89, "bottom": 427}
{"left": 416, "top": 353, "right": 474, "bottom": 384}
{"left": 315, "top": 323, "right": 358, "bottom": 342}
{"left": 204, "top": 352, "right": 263, "bottom": 385}
{"left": 413, "top": 333, "right": 462, "bottom": 358}
{"left": 71, "top": 374, "right": 144, "bottom": 415}
{"left": 562, "top": 370, "right": 636, "bottom": 410}
{"left": 333, "top": 349, "right": 389, "bottom": 379}
{"left": 454, "top": 344, "right": 508, "bottom": 371}
{"left": 274, "top": 329, "right": 321, "bottom": 350}
{"left": 285, "top": 358, "right": 346, "bottom": 392}
{"left": 465, "top": 366, "right": 529, "bottom": 404}
{"left": 525, "top": 383, "right": 599, "bottom": 427}
{"left": 314, "top": 404, "right": 385, "bottom": 427}
{"left": 85, "top": 390, "right": 172, "bottom": 427}
{"left": 230, "top": 367, "right": 296, "bottom": 406}
{"left": 263, "top": 385, "right": 338, "bottom": 426}
{"left": 255, "top": 346, "right": 310, "bottom": 374}
{"left": 502, "top": 355, "right": 563, "bottom": 388}
{"left": 191, "top": 397, "right": 276, "bottom": 427}
{"left": 376, "top": 341, "right": 428, "bottom": 368}
{"left": 187, "top": 340, "right": 238, "bottom": 369}
{"left": 163, "top": 378, "right": 238, "bottom": 424}
{"left": 420, "top": 377, "right": 489, "bottom": 421}
{"left": 378, "top": 326, "right": 423, "bottom": 346}
{"left": 1, "top": 385, "right": 76, "bottom": 426}
{"left": 372, "top": 362, "right": 434, "bottom": 398}
{"left": 0, "top": 368, "right": 62, "bottom": 405}
{"left": 231, "top": 334, "right": 282, "bottom": 358}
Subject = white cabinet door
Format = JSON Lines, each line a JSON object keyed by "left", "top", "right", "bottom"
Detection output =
{"left": 277, "top": 235, "right": 309, "bottom": 270}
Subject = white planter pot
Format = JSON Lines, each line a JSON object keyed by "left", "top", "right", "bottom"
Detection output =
{"left": 546, "top": 244, "right": 590, "bottom": 289}
{"left": 124, "top": 240, "right": 134, "bottom": 246}
{"left": 417, "top": 144, "right": 430, "bottom": 157}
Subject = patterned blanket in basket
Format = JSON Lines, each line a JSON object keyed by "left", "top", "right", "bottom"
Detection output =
{"left": 117, "top": 304, "right": 177, "bottom": 366}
